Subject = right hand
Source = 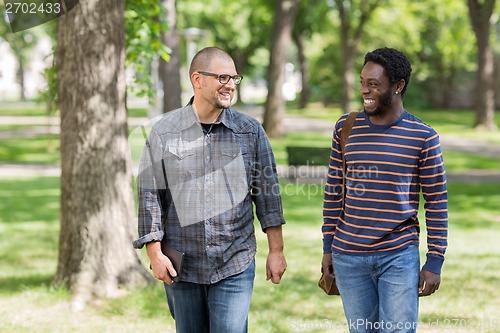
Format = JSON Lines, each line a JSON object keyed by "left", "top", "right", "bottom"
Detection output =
{"left": 146, "top": 242, "right": 178, "bottom": 284}
{"left": 321, "top": 253, "right": 335, "bottom": 279}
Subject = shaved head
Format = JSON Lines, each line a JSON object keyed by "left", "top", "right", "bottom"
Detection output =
{"left": 189, "top": 47, "right": 234, "bottom": 76}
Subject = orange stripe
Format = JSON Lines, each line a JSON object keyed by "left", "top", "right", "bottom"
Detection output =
{"left": 428, "top": 235, "right": 448, "bottom": 239}
{"left": 335, "top": 232, "right": 419, "bottom": 248}
{"left": 347, "top": 176, "right": 417, "bottom": 186}
{"left": 426, "top": 199, "right": 448, "bottom": 204}
{"left": 331, "top": 240, "right": 418, "bottom": 253}
{"left": 428, "top": 251, "right": 444, "bottom": 257}
{"left": 428, "top": 243, "right": 447, "bottom": 249}
{"left": 348, "top": 160, "right": 417, "bottom": 168}
{"left": 347, "top": 195, "right": 419, "bottom": 205}
{"left": 420, "top": 161, "right": 444, "bottom": 170}
{"left": 426, "top": 208, "right": 447, "bottom": 213}
{"left": 427, "top": 226, "right": 448, "bottom": 231}
{"left": 350, "top": 133, "right": 426, "bottom": 142}
{"left": 420, "top": 153, "right": 442, "bottom": 163}
{"left": 421, "top": 143, "right": 440, "bottom": 154}
{"left": 422, "top": 190, "right": 448, "bottom": 196}
{"left": 344, "top": 212, "right": 405, "bottom": 224}
{"left": 420, "top": 171, "right": 446, "bottom": 178}
{"left": 345, "top": 203, "right": 417, "bottom": 215}
{"left": 340, "top": 217, "right": 392, "bottom": 231}
{"left": 391, "top": 126, "right": 430, "bottom": 134}
{"left": 402, "top": 119, "right": 432, "bottom": 129}
{"left": 426, "top": 133, "right": 439, "bottom": 142}
{"left": 347, "top": 141, "right": 422, "bottom": 151}
{"left": 421, "top": 180, "right": 447, "bottom": 187}
{"left": 347, "top": 186, "right": 420, "bottom": 196}
{"left": 346, "top": 151, "right": 418, "bottom": 159}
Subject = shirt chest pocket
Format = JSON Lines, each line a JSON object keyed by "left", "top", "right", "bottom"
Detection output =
{"left": 164, "top": 145, "right": 199, "bottom": 185}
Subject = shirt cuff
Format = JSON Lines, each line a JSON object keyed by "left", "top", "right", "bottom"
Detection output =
{"left": 132, "top": 230, "right": 164, "bottom": 249}
{"left": 422, "top": 253, "right": 444, "bottom": 275}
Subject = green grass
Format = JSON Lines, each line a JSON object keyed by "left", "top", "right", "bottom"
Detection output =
{"left": 0, "top": 135, "right": 60, "bottom": 164}
{"left": 1, "top": 176, "right": 499, "bottom": 332}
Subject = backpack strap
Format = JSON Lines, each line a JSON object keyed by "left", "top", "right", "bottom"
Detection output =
{"left": 340, "top": 111, "right": 359, "bottom": 203}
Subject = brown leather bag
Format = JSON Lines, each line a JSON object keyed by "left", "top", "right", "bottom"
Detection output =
{"left": 319, "top": 111, "right": 359, "bottom": 296}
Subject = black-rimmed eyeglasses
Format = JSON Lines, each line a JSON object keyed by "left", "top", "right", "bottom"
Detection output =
{"left": 198, "top": 71, "right": 243, "bottom": 85}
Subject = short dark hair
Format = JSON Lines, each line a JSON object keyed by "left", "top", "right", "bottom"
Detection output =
{"left": 363, "top": 47, "right": 412, "bottom": 97}
{"left": 189, "top": 46, "right": 234, "bottom": 77}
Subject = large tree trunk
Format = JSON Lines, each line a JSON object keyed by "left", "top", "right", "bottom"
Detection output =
{"left": 160, "top": 0, "right": 182, "bottom": 112}
{"left": 55, "top": 0, "right": 149, "bottom": 310}
{"left": 467, "top": 0, "right": 497, "bottom": 130}
{"left": 263, "top": 0, "right": 300, "bottom": 138}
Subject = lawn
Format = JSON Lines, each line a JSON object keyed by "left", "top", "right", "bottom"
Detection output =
{"left": 1, "top": 176, "right": 499, "bottom": 333}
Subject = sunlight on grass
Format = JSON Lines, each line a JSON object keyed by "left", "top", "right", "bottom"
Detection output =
{"left": 0, "top": 175, "right": 499, "bottom": 332}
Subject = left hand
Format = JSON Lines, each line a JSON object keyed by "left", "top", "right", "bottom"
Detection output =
{"left": 266, "top": 250, "right": 287, "bottom": 284}
{"left": 419, "top": 269, "right": 441, "bottom": 297}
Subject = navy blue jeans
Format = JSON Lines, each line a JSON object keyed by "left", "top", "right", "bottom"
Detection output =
{"left": 164, "top": 260, "right": 255, "bottom": 333}
{"left": 333, "top": 245, "right": 420, "bottom": 333}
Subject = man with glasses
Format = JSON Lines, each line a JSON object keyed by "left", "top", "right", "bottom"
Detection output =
{"left": 134, "top": 46, "right": 286, "bottom": 333}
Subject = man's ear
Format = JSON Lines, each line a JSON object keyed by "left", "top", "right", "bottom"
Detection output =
{"left": 191, "top": 72, "right": 202, "bottom": 90}
{"left": 395, "top": 79, "right": 406, "bottom": 95}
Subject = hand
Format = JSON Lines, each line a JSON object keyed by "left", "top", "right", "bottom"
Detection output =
{"left": 266, "top": 250, "right": 287, "bottom": 284}
{"left": 146, "top": 242, "right": 177, "bottom": 285}
{"left": 322, "top": 253, "right": 335, "bottom": 279}
{"left": 419, "top": 269, "right": 440, "bottom": 297}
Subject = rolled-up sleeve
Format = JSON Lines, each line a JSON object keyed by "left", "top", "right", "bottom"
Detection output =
{"left": 251, "top": 125, "right": 286, "bottom": 231}
{"left": 133, "top": 127, "right": 166, "bottom": 249}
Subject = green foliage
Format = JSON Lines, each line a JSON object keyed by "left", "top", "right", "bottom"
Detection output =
{"left": 125, "top": 0, "right": 170, "bottom": 103}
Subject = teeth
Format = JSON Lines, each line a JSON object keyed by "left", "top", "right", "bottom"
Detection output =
{"left": 364, "top": 99, "right": 374, "bottom": 104}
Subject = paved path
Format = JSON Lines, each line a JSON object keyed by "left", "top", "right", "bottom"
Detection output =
{"left": 1, "top": 112, "right": 499, "bottom": 181}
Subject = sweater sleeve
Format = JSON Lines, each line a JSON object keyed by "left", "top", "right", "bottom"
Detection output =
{"left": 322, "top": 116, "right": 346, "bottom": 254}
{"left": 419, "top": 131, "right": 448, "bottom": 274}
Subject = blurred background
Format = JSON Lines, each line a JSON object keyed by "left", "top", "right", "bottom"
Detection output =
{"left": 1, "top": 0, "right": 499, "bottom": 332}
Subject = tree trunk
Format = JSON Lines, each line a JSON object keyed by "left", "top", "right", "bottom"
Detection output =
{"left": 263, "top": 0, "right": 301, "bottom": 138}
{"left": 335, "top": 0, "right": 382, "bottom": 114}
{"left": 294, "top": 32, "right": 310, "bottom": 109}
{"left": 55, "top": 0, "right": 150, "bottom": 310}
{"left": 160, "top": 0, "right": 182, "bottom": 113}
{"left": 467, "top": 0, "right": 497, "bottom": 130}
{"left": 17, "top": 53, "right": 26, "bottom": 101}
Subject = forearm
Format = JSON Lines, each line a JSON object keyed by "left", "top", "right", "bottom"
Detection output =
{"left": 266, "top": 226, "right": 284, "bottom": 253}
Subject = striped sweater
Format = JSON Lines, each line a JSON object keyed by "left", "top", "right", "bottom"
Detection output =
{"left": 322, "top": 110, "right": 448, "bottom": 274}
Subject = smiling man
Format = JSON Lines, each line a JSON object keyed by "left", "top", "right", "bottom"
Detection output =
{"left": 134, "top": 46, "right": 286, "bottom": 333}
{"left": 322, "top": 47, "right": 448, "bottom": 332}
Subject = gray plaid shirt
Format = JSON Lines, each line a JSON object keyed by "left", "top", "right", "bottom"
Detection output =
{"left": 133, "top": 102, "right": 285, "bottom": 284}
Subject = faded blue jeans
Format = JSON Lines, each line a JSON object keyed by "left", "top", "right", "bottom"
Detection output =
{"left": 164, "top": 260, "right": 255, "bottom": 333}
{"left": 332, "top": 245, "right": 420, "bottom": 333}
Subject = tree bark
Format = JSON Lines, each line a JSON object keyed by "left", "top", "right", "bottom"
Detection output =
{"left": 160, "top": 0, "right": 182, "bottom": 112}
{"left": 467, "top": 0, "right": 497, "bottom": 130}
{"left": 55, "top": 0, "right": 150, "bottom": 309}
{"left": 263, "top": 0, "right": 301, "bottom": 138}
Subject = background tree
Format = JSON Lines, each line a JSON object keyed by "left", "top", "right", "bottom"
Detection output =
{"left": 263, "top": 0, "right": 301, "bottom": 138}
{"left": 467, "top": 0, "right": 497, "bottom": 130}
{"left": 55, "top": 0, "right": 149, "bottom": 309}
{"left": 0, "top": 20, "right": 38, "bottom": 101}
{"left": 292, "top": 0, "right": 331, "bottom": 108}
{"left": 160, "top": 0, "right": 182, "bottom": 112}
{"left": 333, "top": 0, "right": 383, "bottom": 114}
{"left": 178, "top": 0, "right": 273, "bottom": 104}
